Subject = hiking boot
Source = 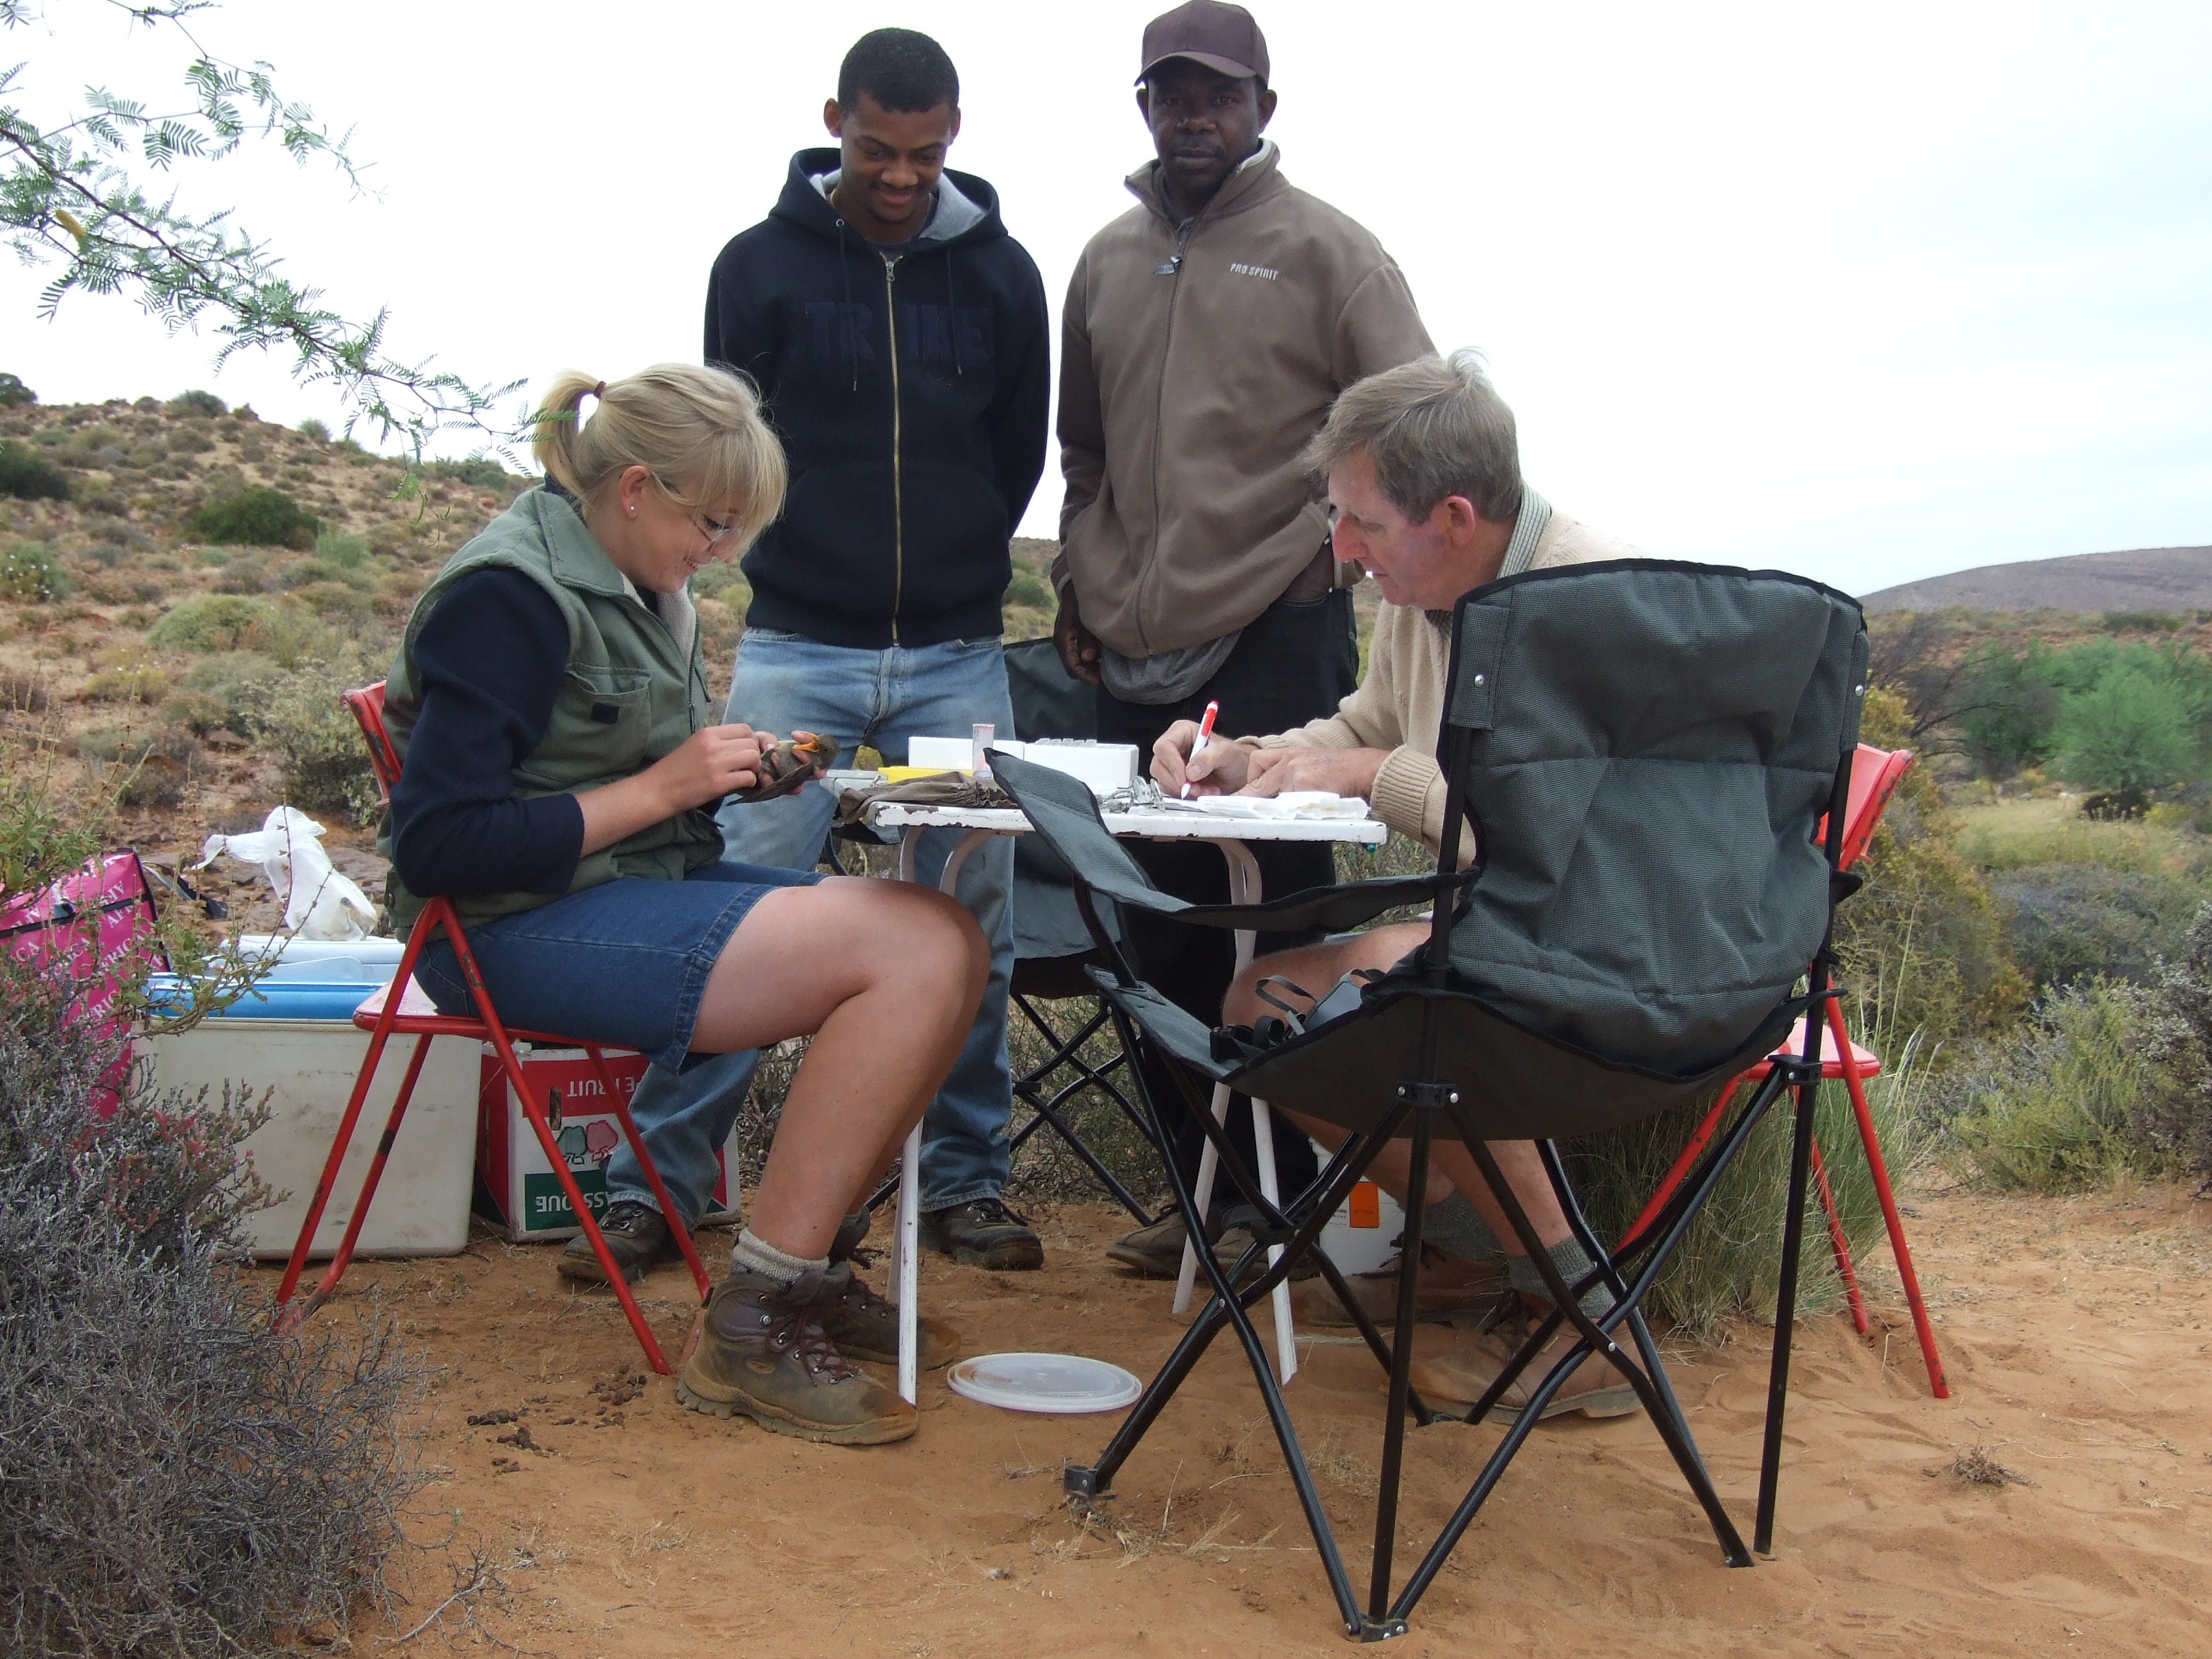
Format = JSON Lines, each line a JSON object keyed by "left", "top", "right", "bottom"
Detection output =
{"left": 920, "top": 1198, "right": 1043, "bottom": 1271}
{"left": 1292, "top": 1243, "right": 1508, "bottom": 1328}
{"left": 1407, "top": 1323, "right": 1643, "bottom": 1424}
{"left": 811, "top": 1261, "right": 962, "bottom": 1369}
{"left": 1104, "top": 1205, "right": 1288, "bottom": 1284}
{"left": 676, "top": 1268, "right": 916, "bottom": 1445}
{"left": 556, "top": 1200, "right": 682, "bottom": 1286}
{"left": 1104, "top": 1202, "right": 1210, "bottom": 1278}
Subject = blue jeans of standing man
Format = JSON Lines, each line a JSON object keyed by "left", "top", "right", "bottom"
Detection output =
{"left": 600, "top": 628, "right": 1017, "bottom": 1224}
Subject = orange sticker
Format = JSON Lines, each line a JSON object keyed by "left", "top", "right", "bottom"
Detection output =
{"left": 1349, "top": 1181, "right": 1381, "bottom": 1229}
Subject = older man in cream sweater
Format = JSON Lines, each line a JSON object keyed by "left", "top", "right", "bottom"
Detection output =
{"left": 1152, "top": 350, "right": 1643, "bottom": 1424}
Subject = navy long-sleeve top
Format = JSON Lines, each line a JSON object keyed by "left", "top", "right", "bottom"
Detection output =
{"left": 388, "top": 569, "right": 587, "bottom": 897}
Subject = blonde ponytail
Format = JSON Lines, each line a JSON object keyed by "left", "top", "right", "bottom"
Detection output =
{"left": 529, "top": 363, "right": 787, "bottom": 555}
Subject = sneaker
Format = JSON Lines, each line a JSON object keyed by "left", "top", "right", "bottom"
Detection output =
{"left": 1291, "top": 1243, "right": 1508, "bottom": 1328}
{"left": 1407, "top": 1323, "right": 1643, "bottom": 1424}
{"left": 920, "top": 1198, "right": 1043, "bottom": 1271}
{"left": 556, "top": 1200, "right": 682, "bottom": 1286}
{"left": 809, "top": 1261, "right": 961, "bottom": 1369}
{"left": 676, "top": 1268, "right": 916, "bottom": 1445}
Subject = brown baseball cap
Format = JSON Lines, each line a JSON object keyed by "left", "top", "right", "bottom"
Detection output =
{"left": 1137, "top": 0, "right": 1271, "bottom": 86}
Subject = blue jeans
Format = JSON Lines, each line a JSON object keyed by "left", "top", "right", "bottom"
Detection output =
{"left": 603, "top": 627, "right": 1017, "bottom": 1223}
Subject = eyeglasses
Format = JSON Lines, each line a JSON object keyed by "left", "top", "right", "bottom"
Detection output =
{"left": 690, "top": 509, "right": 745, "bottom": 548}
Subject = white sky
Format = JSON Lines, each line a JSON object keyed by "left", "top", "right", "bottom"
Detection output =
{"left": 4, "top": 0, "right": 2207, "bottom": 597}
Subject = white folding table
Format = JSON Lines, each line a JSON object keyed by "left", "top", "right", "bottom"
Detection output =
{"left": 852, "top": 788, "right": 1388, "bottom": 1400}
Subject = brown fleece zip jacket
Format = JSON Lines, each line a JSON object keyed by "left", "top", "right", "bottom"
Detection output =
{"left": 1053, "top": 144, "right": 1433, "bottom": 659}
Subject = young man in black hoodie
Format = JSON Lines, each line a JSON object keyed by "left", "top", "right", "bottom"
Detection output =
{"left": 589, "top": 29, "right": 1052, "bottom": 1280}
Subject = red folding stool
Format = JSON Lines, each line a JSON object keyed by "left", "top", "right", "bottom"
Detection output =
{"left": 271, "top": 683, "right": 711, "bottom": 1373}
{"left": 1621, "top": 744, "right": 1949, "bottom": 1397}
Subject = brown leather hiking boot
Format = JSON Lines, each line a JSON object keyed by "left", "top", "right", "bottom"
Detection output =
{"left": 920, "top": 1197, "right": 1043, "bottom": 1271}
{"left": 1407, "top": 1323, "right": 1643, "bottom": 1424}
{"left": 811, "top": 1261, "right": 961, "bottom": 1369}
{"left": 1291, "top": 1243, "right": 1508, "bottom": 1328}
{"left": 677, "top": 1269, "right": 916, "bottom": 1445}
{"left": 556, "top": 1200, "right": 682, "bottom": 1286}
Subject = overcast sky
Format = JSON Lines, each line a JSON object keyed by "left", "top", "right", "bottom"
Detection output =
{"left": 4, "top": 0, "right": 2207, "bottom": 596}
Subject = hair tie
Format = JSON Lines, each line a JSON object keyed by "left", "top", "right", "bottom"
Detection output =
{"left": 592, "top": 381, "right": 607, "bottom": 399}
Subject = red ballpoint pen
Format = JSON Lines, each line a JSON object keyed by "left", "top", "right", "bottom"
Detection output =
{"left": 1181, "top": 699, "right": 1220, "bottom": 799}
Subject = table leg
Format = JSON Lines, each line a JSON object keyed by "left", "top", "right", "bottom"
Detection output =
{"left": 1170, "top": 839, "right": 1297, "bottom": 1382}
{"left": 887, "top": 826, "right": 1000, "bottom": 1404}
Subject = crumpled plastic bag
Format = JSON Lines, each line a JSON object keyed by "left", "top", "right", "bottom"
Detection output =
{"left": 196, "top": 805, "right": 377, "bottom": 941}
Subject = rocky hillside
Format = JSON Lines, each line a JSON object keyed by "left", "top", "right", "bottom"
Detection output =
{"left": 0, "top": 386, "right": 1066, "bottom": 927}
{"left": 1862, "top": 544, "right": 2212, "bottom": 613}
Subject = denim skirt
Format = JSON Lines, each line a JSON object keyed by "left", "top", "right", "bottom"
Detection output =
{"left": 414, "top": 861, "right": 823, "bottom": 1069}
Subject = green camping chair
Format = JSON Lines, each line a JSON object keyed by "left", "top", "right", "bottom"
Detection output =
{"left": 986, "top": 559, "right": 1869, "bottom": 1640}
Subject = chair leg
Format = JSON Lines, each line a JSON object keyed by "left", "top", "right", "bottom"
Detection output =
{"left": 1620, "top": 1072, "right": 1746, "bottom": 1246}
{"left": 586, "top": 1045, "right": 711, "bottom": 1302}
{"left": 273, "top": 1024, "right": 427, "bottom": 1327}
{"left": 1171, "top": 1079, "right": 1234, "bottom": 1314}
{"left": 1757, "top": 1060, "right": 1823, "bottom": 1554}
{"left": 1808, "top": 1138, "right": 1869, "bottom": 1334}
{"left": 1367, "top": 1104, "right": 1433, "bottom": 1629}
{"left": 294, "top": 1032, "right": 437, "bottom": 1323}
{"left": 1827, "top": 998, "right": 1949, "bottom": 1398}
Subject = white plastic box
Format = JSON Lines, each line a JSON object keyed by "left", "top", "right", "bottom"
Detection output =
{"left": 139, "top": 1017, "right": 478, "bottom": 1260}
{"left": 907, "top": 735, "right": 1139, "bottom": 794}
{"left": 1316, "top": 1172, "right": 1406, "bottom": 1275}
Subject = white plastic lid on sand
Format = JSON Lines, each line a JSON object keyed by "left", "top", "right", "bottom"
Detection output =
{"left": 947, "top": 1352, "right": 1143, "bottom": 1414}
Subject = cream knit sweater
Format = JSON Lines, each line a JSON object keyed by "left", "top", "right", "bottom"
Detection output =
{"left": 1243, "top": 511, "right": 1638, "bottom": 857}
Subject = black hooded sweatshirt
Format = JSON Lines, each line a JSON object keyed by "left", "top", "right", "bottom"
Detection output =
{"left": 704, "top": 150, "right": 1051, "bottom": 650}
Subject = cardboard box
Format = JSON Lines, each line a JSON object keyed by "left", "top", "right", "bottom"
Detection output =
{"left": 475, "top": 1044, "right": 742, "bottom": 1240}
{"left": 139, "top": 1017, "right": 478, "bottom": 1260}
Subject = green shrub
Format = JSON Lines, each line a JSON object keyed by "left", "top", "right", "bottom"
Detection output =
{"left": 184, "top": 486, "right": 318, "bottom": 550}
{"left": 181, "top": 652, "right": 283, "bottom": 732}
{"left": 1006, "top": 568, "right": 1052, "bottom": 610}
{"left": 1932, "top": 979, "right": 2159, "bottom": 1191}
{"left": 167, "top": 426, "right": 215, "bottom": 456}
{"left": 212, "top": 556, "right": 273, "bottom": 595}
{"left": 1993, "top": 863, "right": 2208, "bottom": 989}
{"left": 314, "top": 527, "right": 370, "bottom": 569}
{"left": 148, "top": 595, "right": 309, "bottom": 659}
{"left": 2054, "top": 666, "right": 2196, "bottom": 795}
{"left": 2142, "top": 906, "right": 2212, "bottom": 1188}
{"left": 296, "top": 417, "right": 331, "bottom": 443}
{"left": 165, "top": 388, "right": 227, "bottom": 417}
{"left": 2103, "top": 610, "right": 2182, "bottom": 633}
{"left": 426, "top": 455, "right": 510, "bottom": 490}
{"left": 0, "top": 372, "right": 34, "bottom": 408}
{"left": 0, "top": 440, "right": 71, "bottom": 503}
{"left": 0, "top": 542, "right": 75, "bottom": 603}
{"left": 1834, "top": 687, "right": 2024, "bottom": 1046}
{"left": 258, "top": 655, "right": 382, "bottom": 822}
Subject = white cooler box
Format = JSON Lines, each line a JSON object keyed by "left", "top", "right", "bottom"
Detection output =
{"left": 139, "top": 1016, "right": 478, "bottom": 1260}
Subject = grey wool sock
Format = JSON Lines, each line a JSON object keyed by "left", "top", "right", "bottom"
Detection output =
{"left": 1418, "top": 1192, "right": 1504, "bottom": 1264}
{"left": 1507, "top": 1235, "right": 1612, "bottom": 1318}
{"left": 728, "top": 1228, "right": 829, "bottom": 1291}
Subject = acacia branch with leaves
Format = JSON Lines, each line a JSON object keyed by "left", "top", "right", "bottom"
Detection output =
{"left": 0, "top": 0, "right": 518, "bottom": 456}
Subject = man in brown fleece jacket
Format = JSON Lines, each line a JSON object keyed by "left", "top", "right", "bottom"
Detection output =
{"left": 1154, "top": 353, "right": 1650, "bottom": 1425}
{"left": 1053, "top": 1, "right": 1433, "bottom": 1275}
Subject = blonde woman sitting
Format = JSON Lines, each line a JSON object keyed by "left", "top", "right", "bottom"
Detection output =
{"left": 381, "top": 364, "right": 984, "bottom": 1445}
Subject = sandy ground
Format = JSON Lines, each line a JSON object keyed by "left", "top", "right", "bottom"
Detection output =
{"left": 280, "top": 1183, "right": 2212, "bottom": 1659}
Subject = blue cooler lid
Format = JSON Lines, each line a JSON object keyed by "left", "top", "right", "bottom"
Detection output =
{"left": 144, "top": 975, "right": 377, "bottom": 1021}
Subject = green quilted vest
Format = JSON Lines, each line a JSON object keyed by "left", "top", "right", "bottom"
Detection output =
{"left": 379, "top": 487, "right": 722, "bottom": 937}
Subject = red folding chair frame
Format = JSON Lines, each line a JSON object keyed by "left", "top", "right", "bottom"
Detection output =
{"left": 270, "top": 686, "right": 711, "bottom": 1373}
{"left": 1621, "top": 745, "right": 1949, "bottom": 1398}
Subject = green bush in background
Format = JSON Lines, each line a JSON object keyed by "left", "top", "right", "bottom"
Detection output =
{"left": 184, "top": 487, "right": 318, "bottom": 550}
{"left": 0, "top": 440, "right": 71, "bottom": 503}
{"left": 148, "top": 595, "right": 311, "bottom": 661}
{"left": 165, "top": 388, "right": 227, "bottom": 417}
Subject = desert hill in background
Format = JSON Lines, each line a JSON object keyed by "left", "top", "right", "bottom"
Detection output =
{"left": 1861, "top": 544, "right": 2212, "bottom": 613}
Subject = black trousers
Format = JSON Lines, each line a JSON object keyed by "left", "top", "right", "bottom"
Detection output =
{"left": 1094, "top": 590, "right": 1361, "bottom": 1217}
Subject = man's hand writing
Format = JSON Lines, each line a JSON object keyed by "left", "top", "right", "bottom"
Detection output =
{"left": 1151, "top": 718, "right": 1252, "bottom": 796}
